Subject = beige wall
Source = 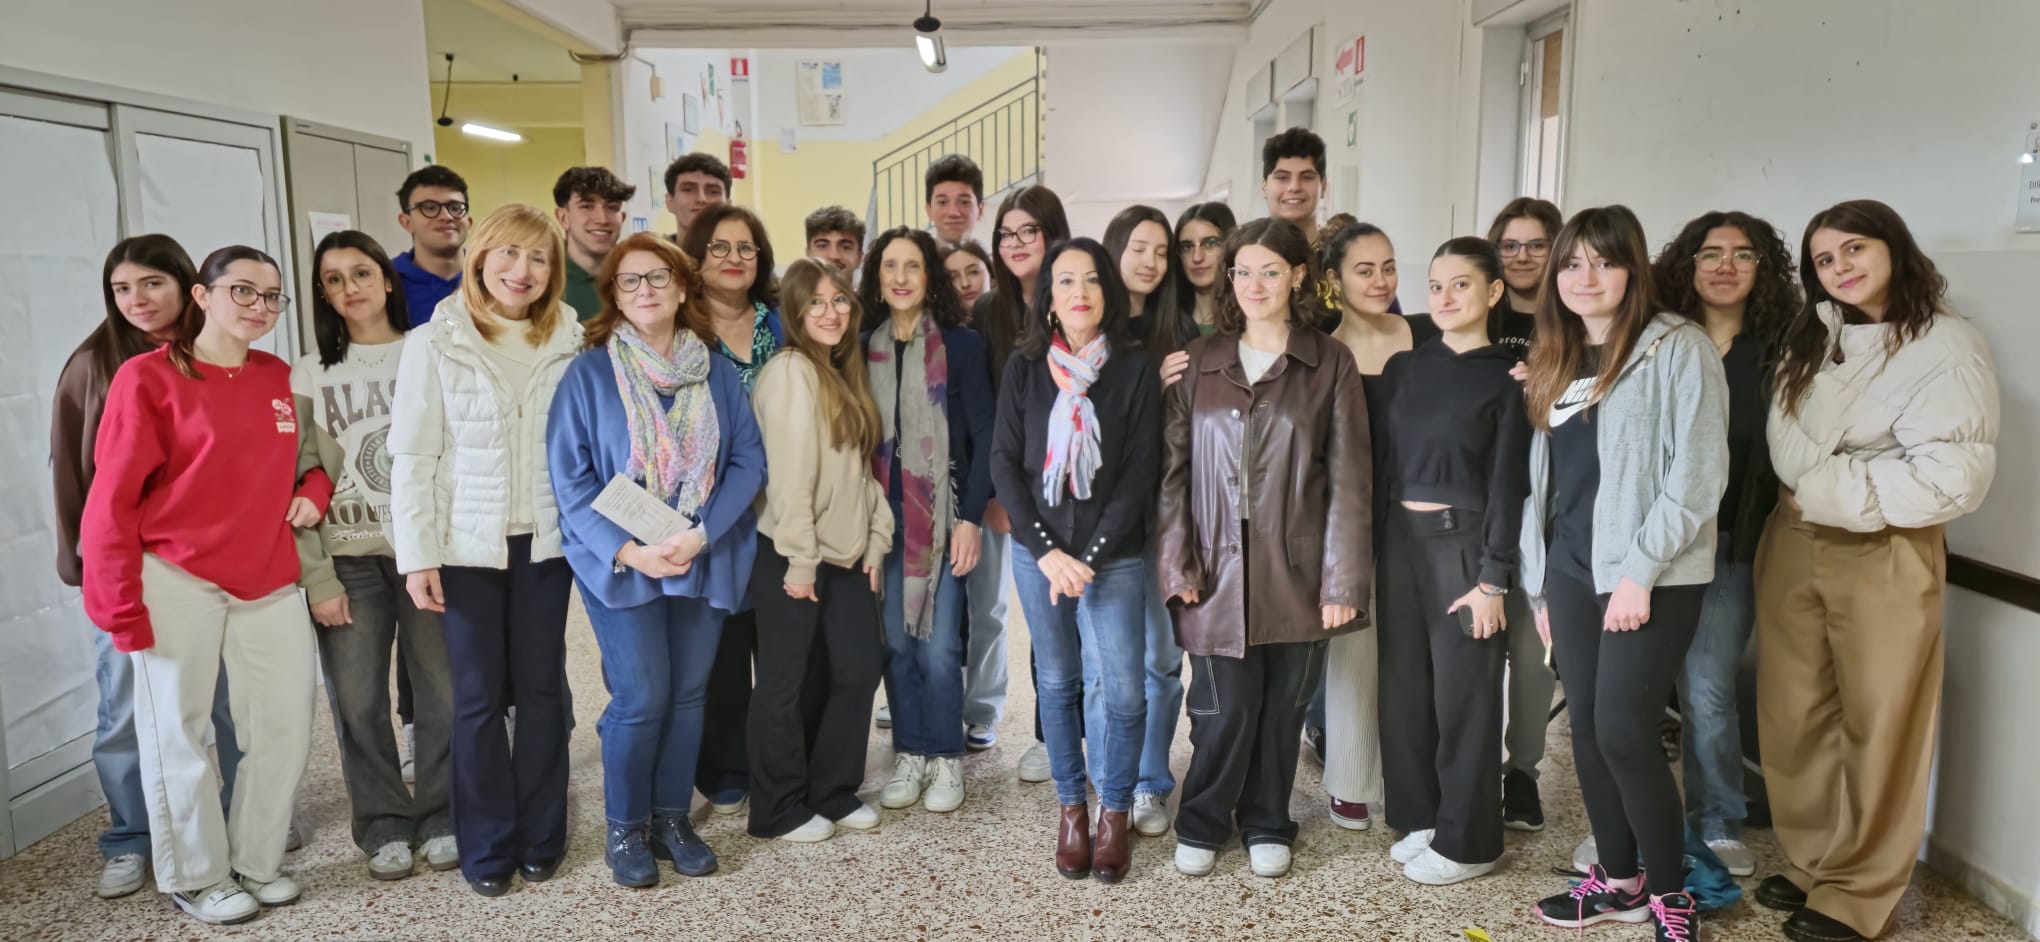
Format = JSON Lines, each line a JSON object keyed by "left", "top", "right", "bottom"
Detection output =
{"left": 432, "top": 125, "right": 585, "bottom": 221}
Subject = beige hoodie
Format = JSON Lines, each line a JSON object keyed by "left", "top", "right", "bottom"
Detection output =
{"left": 752, "top": 352, "right": 894, "bottom": 585}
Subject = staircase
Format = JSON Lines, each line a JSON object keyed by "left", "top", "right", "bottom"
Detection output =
{"left": 865, "top": 52, "right": 1043, "bottom": 235}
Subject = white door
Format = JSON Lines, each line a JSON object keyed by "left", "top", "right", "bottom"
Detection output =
{"left": 0, "top": 92, "right": 122, "bottom": 854}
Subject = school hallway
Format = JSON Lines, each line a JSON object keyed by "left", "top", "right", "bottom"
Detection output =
{"left": 0, "top": 589, "right": 2023, "bottom": 942}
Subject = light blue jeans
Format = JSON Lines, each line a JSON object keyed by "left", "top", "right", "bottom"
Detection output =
{"left": 1679, "top": 541, "right": 1755, "bottom": 839}
{"left": 1084, "top": 549, "right": 1182, "bottom": 799}
{"left": 881, "top": 548, "right": 968, "bottom": 758}
{"left": 93, "top": 628, "right": 239, "bottom": 859}
{"left": 961, "top": 529, "right": 1011, "bottom": 727}
{"left": 1011, "top": 544, "right": 1148, "bottom": 811}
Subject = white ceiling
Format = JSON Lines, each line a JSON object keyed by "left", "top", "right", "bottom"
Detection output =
{"left": 611, "top": 0, "right": 1255, "bottom": 33}
{"left": 425, "top": 0, "right": 583, "bottom": 83}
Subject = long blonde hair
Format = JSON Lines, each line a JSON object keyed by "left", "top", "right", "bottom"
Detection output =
{"left": 459, "top": 204, "right": 567, "bottom": 344}
{"left": 779, "top": 258, "right": 881, "bottom": 457}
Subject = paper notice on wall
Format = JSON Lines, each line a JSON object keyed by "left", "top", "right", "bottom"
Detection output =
{"left": 797, "top": 59, "right": 846, "bottom": 126}
{"left": 779, "top": 127, "right": 799, "bottom": 153}
{"left": 309, "top": 211, "right": 352, "bottom": 242}
{"left": 2018, "top": 156, "right": 2040, "bottom": 232}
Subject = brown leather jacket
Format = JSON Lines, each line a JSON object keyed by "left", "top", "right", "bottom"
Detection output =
{"left": 1156, "top": 328, "right": 1373, "bottom": 658}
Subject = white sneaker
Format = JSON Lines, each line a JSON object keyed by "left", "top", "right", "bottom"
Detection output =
{"left": 880, "top": 754, "right": 929, "bottom": 809}
{"left": 1017, "top": 742, "right": 1052, "bottom": 783}
{"left": 965, "top": 723, "right": 997, "bottom": 750}
{"left": 1707, "top": 837, "right": 1756, "bottom": 877}
{"left": 1390, "top": 828, "right": 1436, "bottom": 865}
{"left": 96, "top": 853, "right": 147, "bottom": 899}
{"left": 1131, "top": 794, "right": 1171, "bottom": 837}
{"left": 401, "top": 722, "right": 416, "bottom": 784}
{"left": 172, "top": 879, "right": 259, "bottom": 925}
{"left": 234, "top": 871, "right": 301, "bottom": 907}
{"left": 1174, "top": 842, "right": 1216, "bottom": 876}
{"left": 1402, "top": 846, "right": 1497, "bottom": 885}
{"left": 368, "top": 841, "right": 414, "bottom": 881}
{"left": 1572, "top": 834, "right": 1599, "bottom": 874}
{"left": 711, "top": 795, "right": 750, "bottom": 816}
{"left": 875, "top": 705, "right": 893, "bottom": 729}
{"left": 780, "top": 814, "right": 837, "bottom": 843}
{"left": 835, "top": 803, "right": 881, "bottom": 831}
{"left": 1247, "top": 843, "right": 1292, "bottom": 878}
{"left": 923, "top": 757, "right": 966, "bottom": 813}
{"left": 422, "top": 835, "right": 459, "bottom": 871}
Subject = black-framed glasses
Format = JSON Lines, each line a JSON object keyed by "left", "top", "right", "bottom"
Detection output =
{"left": 1178, "top": 236, "right": 1224, "bottom": 255}
{"left": 211, "top": 282, "right": 290, "bottom": 313}
{"left": 994, "top": 223, "right": 1043, "bottom": 246}
{"left": 1498, "top": 239, "right": 1551, "bottom": 258}
{"left": 1695, "top": 248, "right": 1760, "bottom": 270}
{"left": 706, "top": 240, "right": 760, "bottom": 261}
{"left": 613, "top": 269, "right": 675, "bottom": 293}
{"left": 406, "top": 199, "right": 468, "bottom": 220}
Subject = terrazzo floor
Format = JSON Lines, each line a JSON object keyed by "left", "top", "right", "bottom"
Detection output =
{"left": 0, "top": 592, "right": 2028, "bottom": 942}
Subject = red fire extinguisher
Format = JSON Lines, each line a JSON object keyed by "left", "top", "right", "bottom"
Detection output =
{"left": 729, "top": 136, "right": 748, "bottom": 180}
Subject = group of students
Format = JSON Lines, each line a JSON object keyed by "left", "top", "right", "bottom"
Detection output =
{"left": 49, "top": 127, "right": 1997, "bottom": 942}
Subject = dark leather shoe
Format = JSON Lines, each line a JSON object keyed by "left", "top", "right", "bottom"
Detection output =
{"left": 468, "top": 875, "right": 513, "bottom": 897}
{"left": 1784, "top": 908, "right": 1864, "bottom": 942}
{"left": 1757, "top": 874, "right": 1810, "bottom": 912}
{"left": 519, "top": 857, "right": 562, "bottom": 883}
{"left": 650, "top": 814, "right": 719, "bottom": 877}
{"left": 1092, "top": 809, "right": 1131, "bottom": 884}
{"left": 1056, "top": 804, "right": 1092, "bottom": 879}
{"left": 605, "top": 824, "right": 658, "bottom": 889}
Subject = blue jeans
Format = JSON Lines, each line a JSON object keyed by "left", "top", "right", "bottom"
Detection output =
{"left": 1083, "top": 549, "right": 1182, "bottom": 799}
{"left": 582, "top": 587, "right": 725, "bottom": 826}
{"left": 1011, "top": 544, "right": 1149, "bottom": 810}
{"left": 881, "top": 548, "right": 967, "bottom": 758}
{"left": 92, "top": 628, "right": 239, "bottom": 859}
{"left": 1680, "top": 542, "right": 1754, "bottom": 838}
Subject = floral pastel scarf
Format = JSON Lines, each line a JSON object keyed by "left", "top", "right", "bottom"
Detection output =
{"left": 867, "top": 313, "right": 953, "bottom": 640}
{"left": 1041, "top": 333, "right": 1108, "bottom": 506}
{"left": 609, "top": 323, "right": 718, "bottom": 516}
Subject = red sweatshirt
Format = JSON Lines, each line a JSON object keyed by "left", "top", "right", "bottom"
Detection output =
{"left": 81, "top": 347, "right": 332, "bottom": 652}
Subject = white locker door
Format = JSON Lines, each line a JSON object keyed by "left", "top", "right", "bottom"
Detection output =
{"left": 0, "top": 96, "right": 120, "bottom": 852}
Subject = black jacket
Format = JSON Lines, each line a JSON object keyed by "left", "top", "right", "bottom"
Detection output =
{"left": 991, "top": 346, "right": 1162, "bottom": 565}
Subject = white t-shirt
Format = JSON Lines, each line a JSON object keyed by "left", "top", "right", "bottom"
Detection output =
{"left": 1239, "top": 340, "right": 1281, "bottom": 384}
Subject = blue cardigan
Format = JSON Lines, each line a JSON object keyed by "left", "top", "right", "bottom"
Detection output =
{"left": 862, "top": 324, "right": 997, "bottom": 526}
{"left": 547, "top": 346, "right": 766, "bottom": 613}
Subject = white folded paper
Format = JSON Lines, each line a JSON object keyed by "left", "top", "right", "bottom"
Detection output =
{"left": 591, "top": 474, "right": 692, "bottom": 544}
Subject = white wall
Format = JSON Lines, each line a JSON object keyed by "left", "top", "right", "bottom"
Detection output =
{"left": 1, "top": 0, "right": 436, "bottom": 161}
{"left": 752, "top": 47, "right": 1028, "bottom": 144}
{"left": 1041, "top": 42, "right": 1234, "bottom": 239}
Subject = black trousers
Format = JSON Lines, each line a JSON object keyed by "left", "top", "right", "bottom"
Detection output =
{"left": 1377, "top": 506, "right": 1507, "bottom": 864}
{"left": 745, "top": 537, "right": 884, "bottom": 837}
{"left": 696, "top": 606, "right": 755, "bottom": 802}
{"left": 1176, "top": 640, "right": 1325, "bottom": 850}
{"left": 1544, "top": 565, "right": 1704, "bottom": 897}
{"left": 438, "top": 535, "right": 572, "bottom": 882}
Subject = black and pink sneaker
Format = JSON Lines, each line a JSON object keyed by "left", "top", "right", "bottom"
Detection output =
{"left": 1651, "top": 892, "right": 1699, "bottom": 942}
{"left": 1534, "top": 865, "right": 1651, "bottom": 928}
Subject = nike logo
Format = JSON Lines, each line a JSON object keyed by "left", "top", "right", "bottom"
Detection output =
{"left": 1550, "top": 376, "right": 1596, "bottom": 426}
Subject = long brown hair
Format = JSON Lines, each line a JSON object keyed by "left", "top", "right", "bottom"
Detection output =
{"left": 173, "top": 245, "right": 281, "bottom": 379}
{"left": 978, "top": 185, "right": 1072, "bottom": 360}
{"left": 460, "top": 204, "right": 568, "bottom": 344}
{"left": 779, "top": 258, "right": 881, "bottom": 457}
{"left": 583, "top": 232, "right": 703, "bottom": 349}
{"left": 1524, "top": 205, "right": 1659, "bottom": 430}
{"left": 1772, "top": 199, "right": 1946, "bottom": 415}
{"left": 90, "top": 234, "right": 202, "bottom": 390}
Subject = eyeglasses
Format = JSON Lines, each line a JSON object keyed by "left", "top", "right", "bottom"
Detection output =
{"left": 212, "top": 283, "right": 290, "bottom": 313}
{"left": 706, "top": 240, "right": 760, "bottom": 261}
{"left": 1178, "top": 236, "right": 1224, "bottom": 255}
{"left": 406, "top": 199, "right": 468, "bottom": 220}
{"left": 805, "top": 294, "right": 855, "bottom": 316}
{"left": 1498, "top": 239, "right": 1550, "bottom": 258}
{"left": 612, "top": 268, "right": 675, "bottom": 293}
{"left": 1227, "top": 267, "right": 1292, "bottom": 286}
{"left": 1695, "top": 248, "right": 1760, "bottom": 270}
{"left": 994, "top": 224, "right": 1043, "bottom": 246}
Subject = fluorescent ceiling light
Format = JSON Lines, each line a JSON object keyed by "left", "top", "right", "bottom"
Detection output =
{"left": 914, "top": 1, "right": 946, "bottom": 73}
{"left": 461, "top": 122, "right": 523, "bottom": 142}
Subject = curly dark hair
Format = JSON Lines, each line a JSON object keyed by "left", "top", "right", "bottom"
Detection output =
{"left": 1261, "top": 127, "right": 1325, "bottom": 178}
{"left": 551, "top": 165, "right": 636, "bottom": 207}
{"left": 664, "top": 152, "right": 732, "bottom": 194}
{"left": 1773, "top": 199, "right": 1946, "bottom": 415}
{"left": 1652, "top": 211, "right": 1798, "bottom": 345}
{"left": 805, "top": 204, "right": 866, "bottom": 243}
{"left": 858, "top": 228, "right": 968, "bottom": 333}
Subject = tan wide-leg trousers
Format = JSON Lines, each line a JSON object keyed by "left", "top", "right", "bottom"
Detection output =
{"left": 1756, "top": 493, "right": 1945, "bottom": 939}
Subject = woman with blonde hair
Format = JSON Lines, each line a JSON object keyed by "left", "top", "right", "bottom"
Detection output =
{"left": 745, "top": 258, "right": 892, "bottom": 844}
{"left": 388, "top": 204, "right": 583, "bottom": 897}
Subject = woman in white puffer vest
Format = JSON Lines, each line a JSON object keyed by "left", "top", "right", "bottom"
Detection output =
{"left": 386, "top": 204, "right": 584, "bottom": 899}
{"left": 1754, "top": 198, "right": 1998, "bottom": 942}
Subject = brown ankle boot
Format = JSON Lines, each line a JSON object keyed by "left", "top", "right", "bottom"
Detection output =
{"left": 1092, "top": 809, "right": 1131, "bottom": 884}
{"left": 1056, "top": 804, "right": 1091, "bottom": 879}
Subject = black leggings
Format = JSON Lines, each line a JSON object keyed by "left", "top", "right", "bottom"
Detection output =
{"left": 1543, "top": 567, "right": 1702, "bottom": 897}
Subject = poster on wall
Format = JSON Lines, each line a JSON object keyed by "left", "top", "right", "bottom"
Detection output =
{"left": 797, "top": 59, "right": 846, "bottom": 126}
{"left": 665, "top": 122, "right": 694, "bottom": 162}
{"left": 1334, "top": 35, "right": 1366, "bottom": 103}
{"left": 681, "top": 95, "right": 701, "bottom": 135}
